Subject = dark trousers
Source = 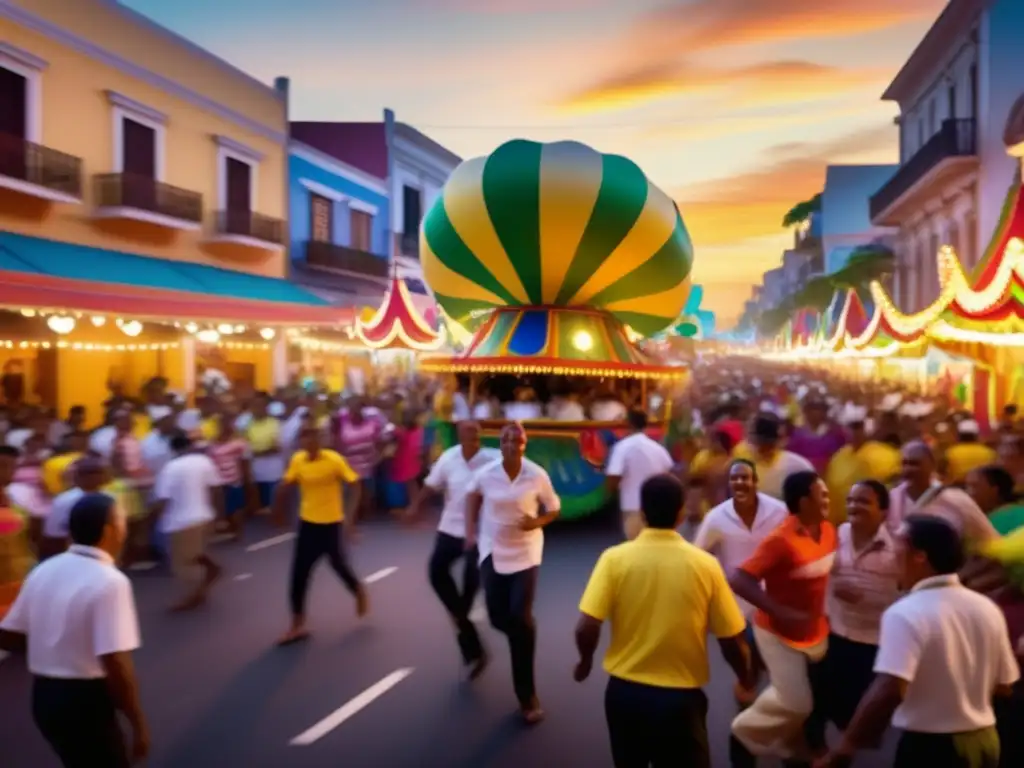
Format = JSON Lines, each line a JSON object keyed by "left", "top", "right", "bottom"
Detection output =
{"left": 804, "top": 633, "right": 878, "bottom": 754}
{"left": 428, "top": 532, "right": 483, "bottom": 664}
{"left": 996, "top": 680, "right": 1024, "bottom": 767}
{"left": 480, "top": 556, "right": 538, "bottom": 707}
{"left": 32, "top": 676, "right": 129, "bottom": 768}
{"left": 289, "top": 520, "right": 359, "bottom": 615}
{"left": 605, "top": 676, "right": 710, "bottom": 768}
{"left": 895, "top": 728, "right": 999, "bottom": 767}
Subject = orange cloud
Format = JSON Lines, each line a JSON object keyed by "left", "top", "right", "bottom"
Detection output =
{"left": 425, "top": 0, "right": 603, "bottom": 12}
{"left": 677, "top": 124, "right": 897, "bottom": 247}
{"left": 645, "top": 103, "right": 871, "bottom": 142}
{"left": 564, "top": 0, "right": 945, "bottom": 112}
{"left": 562, "top": 59, "right": 890, "bottom": 114}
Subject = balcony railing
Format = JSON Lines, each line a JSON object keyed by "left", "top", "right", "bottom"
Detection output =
{"left": 214, "top": 210, "right": 284, "bottom": 244}
{"left": 0, "top": 133, "right": 83, "bottom": 199}
{"left": 400, "top": 231, "right": 420, "bottom": 258}
{"left": 304, "top": 240, "right": 389, "bottom": 279}
{"left": 94, "top": 173, "right": 202, "bottom": 223}
{"left": 870, "top": 118, "right": 976, "bottom": 220}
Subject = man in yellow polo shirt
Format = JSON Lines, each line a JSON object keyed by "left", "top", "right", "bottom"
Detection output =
{"left": 574, "top": 473, "right": 754, "bottom": 768}
{"left": 274, "top": 427, "right": 368, "bottom": 646}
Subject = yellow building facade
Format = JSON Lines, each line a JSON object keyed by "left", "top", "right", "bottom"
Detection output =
{"left": 0, "top": 0, "right": 347, "bottom": 422}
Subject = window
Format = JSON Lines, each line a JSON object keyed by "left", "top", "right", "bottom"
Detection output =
{"left": 402, "top": 184, "right": 421, "bottom": 235}
{"left": 0, "top": 44, "right": 44, "bottom": 145}
{"left": 310, "top": 193, "right": 333, "bottom": 242}
{"left": 948, "top": 85, "right": 957, "bottom": 119}
{"left": 214, "top": 135, "right": 261, "bottom": 215}
{"left": 350, "top": 209, "right": 372, "bottom": 251}
{"left": 969, "top": 64, "right": 978, "bottom": 119}
{"left": 928, "top": 99, "right": 937, "bottom": 135}
{"left": 109, "top": 91, "right": 166, "bottom": 181}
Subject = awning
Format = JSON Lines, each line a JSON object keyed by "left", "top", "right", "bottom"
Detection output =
{"left": 0, "top": 232, "right": 356, "bottom": 326}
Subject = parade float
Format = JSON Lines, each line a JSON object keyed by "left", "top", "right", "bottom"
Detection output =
{"left": 417, "top": 139, "right": 694, "bottom": 519}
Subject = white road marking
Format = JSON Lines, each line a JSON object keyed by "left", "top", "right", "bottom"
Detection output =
{"left": 364, "top": 566, "right": 397, "bottom": 584}
{"left": 246, "top": 532, "right": 295, "bottom": 552}
{"left": 290, "top": 668, "right": 414, "bottom": 746}
{"left": 233, "top": 573, "right": 253, "bottom": 581}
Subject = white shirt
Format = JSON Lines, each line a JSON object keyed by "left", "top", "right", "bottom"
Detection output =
{"left": 0, "top": 545, "right": 141, "bottom": 678}
{"left": 550, "top": 400, "right": 586, "bottom": 422}
{"left": 694, "top": 493, "right": 788, "bottom": 617}
{"left": 153, "top": 453, "right": 221, "bottom": 533}
{"left": 874, "top": 574, "right": 1019, "bottom": 733}
{"left": 88, "top": 426, "right": 117, "bottom": 459}
{"left": 140, "top": 432, "right": 174, "bottom": 477}
{"left": 591, "top": 399, "right": 627, "bottom": 422}
{"left": 5, "top": 428, "right": 34, "bottom": 449}
{"left": 753, "top": 450, "right": 814, "bottom": 500}
{"left": 471, "top": 401, "right": 494, "bottom": 419}
{"left": 45, "top": 487, "right": 82, "bottom": 540}
{"left": 504, "top": 402, "right": 542, "bottom": 421}
{"left": 606, "top": 432, "right": 674, "bottom": 513}
{"left": 886, "top": 482, "right": 998, "bottom": 545}
{"left": 451, "top": 392, "right": 471, "bottom": 422}
{"left": 470, "top": 458, "right": 561, "bottom": 574}
{"left": 176, "top": 409, "right": 202, "bottom": 433}
{"left": 424, "top": 445, "right": 501, "bottom": 539}
{"left": 6, "top": 481, "right": 52, "bottom": 520}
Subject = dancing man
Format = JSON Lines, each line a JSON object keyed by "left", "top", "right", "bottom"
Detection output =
{"left": 275, "top": 426, "right": 369, "bottom": 645}
{"left": 466, "top": 422, "right": 560, "bottom": 724}
{"left": 411, "top": 420, "right": 498, "bottom": 679}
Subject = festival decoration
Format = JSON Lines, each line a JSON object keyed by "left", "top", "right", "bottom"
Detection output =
{"left": 355, "top": 271, "right": 443, "bottom": 351}
{"left": 420, "top": 139, "right": 693, "bottom": 337}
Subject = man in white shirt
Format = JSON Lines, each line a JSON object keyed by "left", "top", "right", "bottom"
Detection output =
{"left": 466, "top": 422, "right": 561, "bottom": 724}
{"left": 0, "top": 493, "right": 148, "bottom": 767}
{"left": 40, "top": 457, "right": 112, "bottom": 560}
{"left": 140, "top": 408, "right": 178, "bottom": 479}
{"left": 412, "top": 420, "right": 500, "bottom": 678}
{"left": 152, "top": 434, "right": 224, "bottom": 611}
{"left": 606, "top": 410, "right": 675, "bottom": 540}
{"left": 816, "top": 514, "right": 1019, "bottom": 768}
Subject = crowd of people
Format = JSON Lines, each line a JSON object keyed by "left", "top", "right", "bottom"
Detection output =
{"left": 0, "top": 360, "right": 1023, "bottom": 767}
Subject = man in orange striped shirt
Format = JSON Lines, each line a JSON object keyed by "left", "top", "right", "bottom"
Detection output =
{"left": 729, "top": 470, "right": 836, "bottom": 764}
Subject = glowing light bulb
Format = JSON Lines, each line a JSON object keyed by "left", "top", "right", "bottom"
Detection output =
{"left": 90, "top": 316, "right": 106, "bottom": 327}
{"left": 119, "top": 320, "right": 143, "bottom": 337}
{"left": 196, "top": 330, "right": 220, "bottom": 344}
{"left": 259, "top": 328, "right": 276, "bottom": 340}
{"left": 184, "top": 322, "right": 199, "bottom": 334}
{"left": 572, "top": 330, "right": 594, "bottom": 352}
{"left": 47, "top": 316, "right": 76, "bottom": 334}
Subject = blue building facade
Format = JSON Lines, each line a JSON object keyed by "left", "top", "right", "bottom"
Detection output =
{"left": 287, "top": 139, "right": 391, "bottom": 303}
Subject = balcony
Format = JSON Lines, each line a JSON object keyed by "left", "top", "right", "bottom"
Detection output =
{"left": 304, "top": 240, "right": 389, "bottom": 279}
{"left": 870, "top": 119, "right": 978, "bottom": 225}
{"left": 0, "top": 133, "right": 82, "bottom": 204}
{"left": 206, "top": 210, "right": 285, "bottom": 252}
{"left": 92, "top": 173, "right": 202, "bottom": 230}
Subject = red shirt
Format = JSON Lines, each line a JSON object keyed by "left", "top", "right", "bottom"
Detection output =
{"left": 740, "top": 515, "right": 837, "bottom": 648}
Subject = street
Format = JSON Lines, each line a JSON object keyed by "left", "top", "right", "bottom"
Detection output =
{"left": 0, "top": 515, "right": 898, "bottom": 767}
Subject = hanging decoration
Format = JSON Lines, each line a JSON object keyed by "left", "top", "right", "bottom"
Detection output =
{"left": 355, "top": 268, "right": 444, "bottom": 351}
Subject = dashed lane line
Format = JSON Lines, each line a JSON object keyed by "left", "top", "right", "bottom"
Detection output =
{"left": 289, "top": 668, "right": 415, "bottom": 746}
{"left": 364, "top": 567, "right": 397, "bottom": 584}
{"left": 246, "top": 532, "right": 296, "bottom": 552}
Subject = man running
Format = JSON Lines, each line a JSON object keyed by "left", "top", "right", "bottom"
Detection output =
{"left": 466, "top": 422, "right": 560, "bottom": 724}
{"left": 606, "top": 410, "right": 674, "bottom": 540}
{"left": 275, "top": 426, "right": 368, "bottom": 645}
{"left": 412, "top": 420, "right": 498, "bottom": 678}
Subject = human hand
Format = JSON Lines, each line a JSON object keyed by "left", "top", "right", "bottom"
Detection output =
{"left": 130, "top": 723, "right": 150, "bottom": 764}
{"left": 573, "top": 658, "right": 592, "bottom": 682}
{"left": 519, "top": 515, "right": 539, "bottom": 531}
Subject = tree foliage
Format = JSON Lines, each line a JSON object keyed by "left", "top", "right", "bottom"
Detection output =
{"left": 781, "top": 193, "right": 822, "bottom": 228}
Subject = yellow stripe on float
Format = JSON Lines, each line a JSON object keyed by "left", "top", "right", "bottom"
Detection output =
{"left": 604, "top": 277, "right": 692, "bottom": 319}
{"left": 421, "top": 239, "right": 506, "bottom": 307}
{"left": 443, "top": 157, "right": 529, "bottom": 304}
{"left": 538, "top": 142, "right": 604, "bottom": 304}
{"left": 569, "top": 180, "right": 678, "bottom": 305}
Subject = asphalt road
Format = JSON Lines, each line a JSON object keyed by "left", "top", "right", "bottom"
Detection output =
{"left": 0, "top": 513, "right": 898, "bottom": 768}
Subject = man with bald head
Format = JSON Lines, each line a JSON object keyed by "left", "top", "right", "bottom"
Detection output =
{"left": 412, "top": 420, "right": 500, "bottom": 678}
{"left": 887, "top": 440, "right": 998, "bottom": 547}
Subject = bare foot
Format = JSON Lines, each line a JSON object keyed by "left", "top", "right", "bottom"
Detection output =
{"left": 277, "top": 628, "right": 310, "bottom": 646}
{"left": 520, "top": 704, "right": 545, "bottom": 725}
{"left": 355, "top": 588, "right": 369, "bottom": 618}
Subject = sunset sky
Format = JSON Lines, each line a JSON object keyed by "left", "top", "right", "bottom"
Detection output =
{"left": 124, "top": 0, "right": 948, "bottom": 326}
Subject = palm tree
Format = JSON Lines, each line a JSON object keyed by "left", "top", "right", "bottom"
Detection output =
{"left": 781, "top": 193, "right": 822, "bottom": 228}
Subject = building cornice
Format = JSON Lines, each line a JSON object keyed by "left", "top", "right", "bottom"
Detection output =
{"left": 0, "top": 0, "right": 287, "bottom": 143}
{"left": 392, "top": 135, "right": 459, "bottom": 182}
{"left": 289, "top": 141, "right": 388, "bottom": 197}
{"left": 881, "top": 0, "right": 985, "bottom": 103}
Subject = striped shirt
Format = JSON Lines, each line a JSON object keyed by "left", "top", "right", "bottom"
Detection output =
{"left": 208, "top": 438, "right": 250, "bottom": 486}
{"left": 337, "top": 412, "right": 386, "bottom": 480}
{"left": 827, "top": 522, "right": 900, "bottom": 646}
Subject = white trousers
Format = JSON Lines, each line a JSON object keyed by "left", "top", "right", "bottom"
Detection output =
{"left": 731, "top": 625, "right": 827, "bottom": 759}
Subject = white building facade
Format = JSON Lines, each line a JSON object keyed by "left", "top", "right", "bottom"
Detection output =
{"left": 869, "top": 0, "right": 1024, "bottom": 313}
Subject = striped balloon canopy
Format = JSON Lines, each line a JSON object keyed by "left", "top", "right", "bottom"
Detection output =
{"left": 420, "top": 140, "right": 694, "bottom": 338}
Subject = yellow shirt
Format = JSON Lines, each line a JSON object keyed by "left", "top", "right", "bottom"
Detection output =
{"left": 132, "top": 414, "right": 151, "bottom": 440}
{"left": 824, "top": 441, "right": 901, "bottom": 523}
{"left": 41, "top": 453, "right": 82, "bottom": 495}
{"left": 944, "top": 442, "right": 997, "bottom": 484}
{"left": 284, "top": 449, "right": 358, "bottom": 524}
{"left": 578, "top": 528, "right": 746, "bottom": 689}
{"left": 200, "top": 418, "right": 219, "bottom": 442}
{"left": 247, "top": 418, "right": 281, "bottom": 453}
